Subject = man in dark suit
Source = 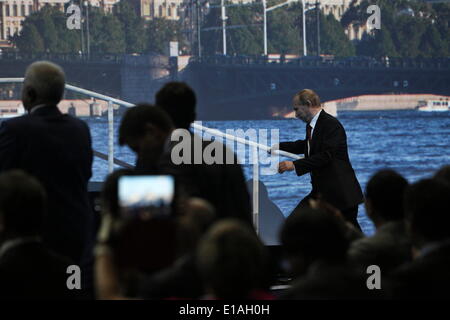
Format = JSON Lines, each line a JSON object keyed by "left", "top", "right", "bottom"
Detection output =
{"left": 0, "top": 61, "right": 94, "bottom": 264}
{"left": 154, "top": 82, "right": 252, "bottom": 227}
{"left": 118, "top": 103, "right": 253, "bottom": 227}
{"left": 274, "top": 89, "right": 363, "bottom": 228}
{"left": 0, "top": 170, "right": 74, "bottom": 300}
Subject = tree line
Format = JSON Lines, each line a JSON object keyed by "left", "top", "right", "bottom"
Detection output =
{"left": 9, "top": 0, "right": 450, "bottom": 58}
{"left": 343, "top": 0, "right": 450, "bottom": 58}
{"left": 11, "top": 1, "right": 183, "bottom": 55}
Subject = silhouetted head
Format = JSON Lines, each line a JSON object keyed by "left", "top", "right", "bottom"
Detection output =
{"left": 155, "top": 82, "right": 196, "bottom": 130}
{"left": 22, "top": 61, "right": 65, "bottom": 112}
{"left": 178, "top": 198, "right": 216, "bottom": 254}
{"left": 404, "top": 178, "right": 450, "bottom": 249}
{"left": 365, "top": 169, "right": 409, "bottom": 228}
{"left": 197, "top": 219, "right": 269, "bottom": 299}
{"left": 0, "top": 170, "right": 46, "bottom": 240}
{"left": 119, "top": 103, "right": 174, "bottom": 154}
{"left": 280, "top": 208, "right": 349, "bottom": 278}
{"left": 292, "top": 89, "right": 322, "bottom": 123}
{"left": 434, "top": 165, "right": 450, "bottom": 186}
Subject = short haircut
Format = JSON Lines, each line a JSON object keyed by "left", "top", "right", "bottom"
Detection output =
{"left": 155, "top": 82, "right": 196, "bottom": 129}
{"left": 118, "top": 103, "right": 173, "bottom": 146}
{"left": 434, "top": 165, "right": 450, "bottom": 185}
{"left": 280, "top": 208, "right": 349, "bottom": 263}
{"left": 24, "top": 61, "right": 65, "bottom": 105}
{"left": 0, "top": 170, "right": 46, "bottom": 237}
{"left": 294, "top": 89, "right": 321, "bottom": 107}
{"left": 197, "top": 219, "right": 269, "bottom": 299}
{"left": 404, "top": 178, "right": 450, "bottom": 245}
{"left": 365, "top": 169, "right": 409, "bottom": 222}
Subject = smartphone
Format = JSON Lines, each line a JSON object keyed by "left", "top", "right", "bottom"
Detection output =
{"left": 114, "top": 175, "right": 177, "bottom": 272}
{"left": 118, "top": 175, "right": 175, "bottom": 219}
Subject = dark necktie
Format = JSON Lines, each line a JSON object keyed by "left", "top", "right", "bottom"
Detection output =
{"left": 306, "top": 124, "right": 313, "bottom": 142}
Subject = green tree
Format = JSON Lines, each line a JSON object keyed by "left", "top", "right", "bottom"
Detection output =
{"left": 320, "top": 14, "right": 355, "bottom": 57}
{"left": 92, "top": 12, "right": 126, "bottom": 54}
{"left": 419, "top": 24, "right": 446, "bottom": 57}
{"left": 202, "top": 1, "right": 355, "bottom": 56}
{"left": 41, "top": 15, "right": 59, "bottom": 52}
{"left": 393, "top": 15, "right": 427, "bottom": 58}
{"left": 226, "top": 5, "right": 262, "bottom": 55}
{"left": 357, "top": 28, "right": 398, "bottom": 57}
{"left": 343, "top": 0, "right": 449, "bottom": 58}
{"left": 146, "top": 18, "right": 183, "bottom": 54}
{"left": 12, "top": 4, "right": 81, "bottom": 54}
{"left": 54, "top": 12, "right": 81, "bottom": 53}
{"left": 268, "top": 4, "right": 301, "bottom": 55}
{"left": 13, "top": 24, "right": 45, "bottom": 53}
{"left": 114, "top": 0, "right": 147, "bottom": 53}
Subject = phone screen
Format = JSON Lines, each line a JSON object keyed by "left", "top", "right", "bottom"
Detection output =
{"left": 118, "top": 175, "right": 175, "bottom": 219}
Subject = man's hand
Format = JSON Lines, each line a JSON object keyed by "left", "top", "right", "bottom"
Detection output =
{"left": 278, "top": 161, "right": 295, "bottom": 174}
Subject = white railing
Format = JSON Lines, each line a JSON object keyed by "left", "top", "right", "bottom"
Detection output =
{"left": 0, "top": 78, "right": 303, "bottom": 233}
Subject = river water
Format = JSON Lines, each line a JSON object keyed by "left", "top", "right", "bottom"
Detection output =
{"left": 87, "top": 110, "right": 450, "bottom": 237}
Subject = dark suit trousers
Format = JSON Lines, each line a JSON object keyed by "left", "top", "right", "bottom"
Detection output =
{"left": 294, "top": 192, "right": 361, "bottom": 231}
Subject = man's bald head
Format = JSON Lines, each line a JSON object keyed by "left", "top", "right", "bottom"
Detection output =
{"left": 22, "top": 61, "right": 65, "bottom": 111}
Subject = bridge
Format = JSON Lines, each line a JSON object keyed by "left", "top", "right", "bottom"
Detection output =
{"left": 184, "top": 56, "right": 450, "bottom": 119}
{"left": 1, "top": 53, "right": 449, "bottom": 120}
{"left": 0, "top": 52, "right": 172, "bottom": 104}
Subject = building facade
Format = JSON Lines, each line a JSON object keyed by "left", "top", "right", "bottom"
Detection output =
{"left": 0, "top": 0, "right": 120, "bottom": 47}
{"left": 127, "top": 0, "right": 358, "bottom": 22}
{"left": 90, "top": 0, "right": 120, "bottom": 13}
{"left": 304, "top": 0, "right": 365, "bottom": 41}
{"left": 129, "top": 0, "right": 184, "bottom": 20}
{"left": 311, "top": 0, "right": 356, "bottom": 21}
{"left": 0, "top": 0, "right": 40, "bottom": 45}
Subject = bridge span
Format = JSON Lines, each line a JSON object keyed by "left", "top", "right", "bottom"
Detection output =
{"left": 184, "top": 56, "right": 450, "bottom": 119}
{"left": 1, "top": 53, "right": 449, "bottom": 120}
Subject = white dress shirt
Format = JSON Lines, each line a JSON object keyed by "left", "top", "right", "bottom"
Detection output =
{"left": 307, "top": 109, "right": 322, "bottom": 156}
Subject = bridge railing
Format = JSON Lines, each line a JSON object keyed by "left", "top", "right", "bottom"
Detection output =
{"left": 2, "top": 51, "right": 448, "bottom": 70}
{"left": 192, "top": 55, "right": 450, "bottom": 70}
{"left": 0, "top": 52, "right": 125, "bottom": 64}
{"left": 0, "top": 78, "right": 302, "bottom": 234}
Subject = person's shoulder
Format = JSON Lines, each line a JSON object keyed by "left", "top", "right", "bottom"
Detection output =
{"left": 1, "top": 114, "right": 33, "bottom": 127}
{"left": 319, "top": 111, "right": 344, "bottom": 133}
{"left": 348, "top": 235, "right": 377, "bottom": 258}
{"left": 0, "top": 115, "right": 35, "bottom": 136}
{"left": 320, "top": 111, "right": 341, "bottom": 125}
{"left": 63, "top": 113, "right": 88, "bottom": 124}
{"left": 393, "top": 248, "right": 447, "bottom": 278}
{"left": 61, "top": 113, "right": 90, "bottom": 132}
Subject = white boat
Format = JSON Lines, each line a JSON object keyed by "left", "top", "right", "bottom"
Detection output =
{"left": 417, "top": 99, "right": 449, "bottom": 112}
{"left": 0, "top": 106, "right": 25, "bottom": 119}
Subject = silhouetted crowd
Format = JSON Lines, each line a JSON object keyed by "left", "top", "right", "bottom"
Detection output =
{"left": 0, "top": 61, "right": 449, "bottom": 300}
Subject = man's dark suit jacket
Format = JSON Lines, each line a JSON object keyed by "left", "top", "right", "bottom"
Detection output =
{"left": 279, "top": 110, "right": 363, "bottom": 211}
{"left": 0, "top": 106, "right": 94, "bottom": 263}
{"left": 0, "top": 241, "right": 74, "bottom": 300}
{"left": 136, "top": 132, "right": 253, "bottom": 227}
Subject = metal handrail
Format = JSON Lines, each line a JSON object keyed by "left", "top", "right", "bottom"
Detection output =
{"left": 0, "top": 78, "right": 303, "bottom": 233}
{"left": 0, "top": 77, "right": 302, "bottom": 161}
